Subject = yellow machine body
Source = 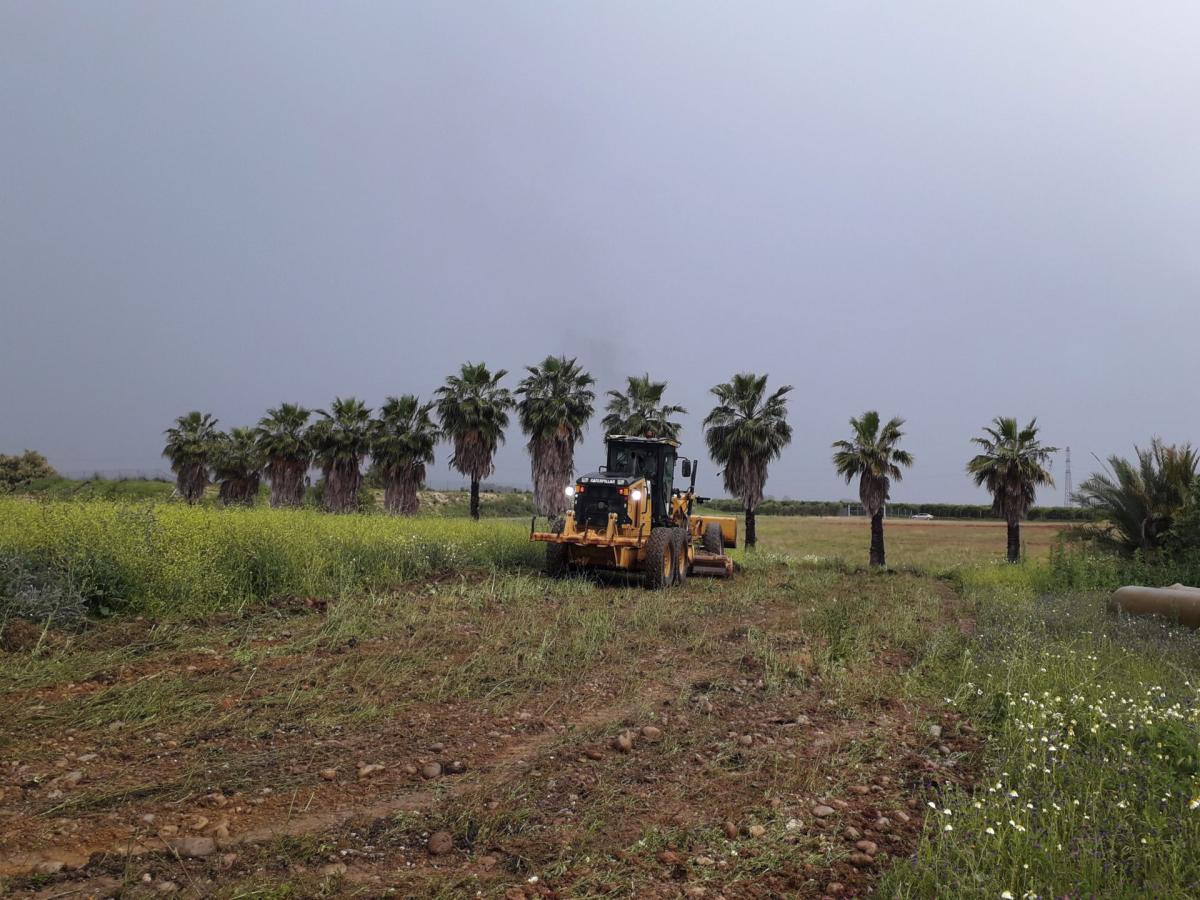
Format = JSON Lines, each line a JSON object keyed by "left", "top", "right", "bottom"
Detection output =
{"left": 530, "top": 437, "right": 737, "bottom": 585}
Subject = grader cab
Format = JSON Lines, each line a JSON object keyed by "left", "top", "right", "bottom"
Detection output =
{"left": 530, "top": 435, "right": 737, "bottom": 587}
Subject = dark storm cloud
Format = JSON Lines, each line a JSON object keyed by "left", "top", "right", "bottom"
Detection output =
{"left": 3, "top": 2, "right": 1199, "bottom": 502}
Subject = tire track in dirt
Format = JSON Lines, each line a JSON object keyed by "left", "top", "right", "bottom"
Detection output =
{"left": 0, "top": 664, "right": 713, "bottom": 879}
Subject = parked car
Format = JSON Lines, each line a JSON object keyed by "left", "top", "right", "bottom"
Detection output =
{"left": 911, "top": 513, "right": 935, "bottom": 520}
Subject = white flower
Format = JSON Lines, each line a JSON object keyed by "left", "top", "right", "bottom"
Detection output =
{"left": 1002, "top": 892, "right": 1014, "bottom": 899}
{"left": 986, "top": 827, "right": 995, "bottom": 835}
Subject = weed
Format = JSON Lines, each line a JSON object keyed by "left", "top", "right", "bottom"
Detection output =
{"left": 0, "top": 499, "right": 541, "bottom": 616}
{"left": 884, "top": 565, "right": 1200, "bottom": 898}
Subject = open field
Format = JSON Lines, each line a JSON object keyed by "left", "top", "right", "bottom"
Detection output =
{"left": 1, "top": 504, "right": 1197, "bottom": 898}
{"left": 754, "top": 517, "right": 1073, "bottom": 570}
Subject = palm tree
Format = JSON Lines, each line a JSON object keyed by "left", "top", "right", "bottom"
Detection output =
{"left": 435, "top": 363, "right": 514, "bottom": 521}
{"left": 255, "top": 403, "right": 312, "bottom": 508}
{"left": 371, "top": 395, "right": 440, "bottom": 515}
{"left": 162, "top": 411, "right": 221, "bottom": 504}
{"left": 516, "top": 356, "right": 596, "bottom": 517}
{"left": 308, "top": 397, "right": 373, "bottom": 513}
{"left": 213, "top": 427, "right": 265, "bottom": 506}
{"left": 601, "top": 374, "right": 687, "bottom": 440}
{"left": 832, "top": 411, "right": 914, "bottom": 567}
{"left": 703, "top": 373, "right": 793, "bottom": 549}
{"left": 1076, "top": 439, "right": 1199, "bottom": 554}
{"left": 967, "top": 417, "right": 1058, "bottom": 562}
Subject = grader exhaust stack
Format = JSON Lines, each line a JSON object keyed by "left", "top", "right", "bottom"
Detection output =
{"left": 530, "top": 435, "right": 736, "bottom": 586}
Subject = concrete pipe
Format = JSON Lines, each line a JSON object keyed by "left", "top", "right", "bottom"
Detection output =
{"left": 1109, "top": 584, "right": 1200, "bottom": 628}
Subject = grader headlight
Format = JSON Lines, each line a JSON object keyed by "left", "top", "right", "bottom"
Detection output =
{"left": 631, "top": 489, "right": 643, "bottom": 502}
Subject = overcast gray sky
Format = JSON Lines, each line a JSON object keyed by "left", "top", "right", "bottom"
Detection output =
{"left": 3, "top": 2, "right": 1199, "bottom": 503}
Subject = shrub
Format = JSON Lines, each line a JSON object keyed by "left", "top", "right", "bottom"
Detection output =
{"left": 1075, "top": 440, "right": 1198, "bottom": 554}
{"left": 0, "top": 550, "right": 89, "bottom": 624}
{"left": 0, "top": 450, "right": 57, "bottom": 490}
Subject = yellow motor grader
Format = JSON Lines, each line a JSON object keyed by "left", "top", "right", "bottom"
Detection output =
{"left": 530, "top": 435, "right": 737, "bottom": 587}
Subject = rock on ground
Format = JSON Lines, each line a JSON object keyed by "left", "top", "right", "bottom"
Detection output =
{"left": 172, "top": 836, "right": 217, "bottom": 858}
{"left": 427, "top": 831, "right": 454, "bottom": 856}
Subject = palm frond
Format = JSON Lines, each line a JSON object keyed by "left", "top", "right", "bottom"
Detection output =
{"left": 602, "top": 373, "right": 687, "bottom": 439}
{"left": 515, "top": 356, "right": 595, "bottom": 516}
{"left": 435, "top": 363, "right": 514, "bottom": 483}
{"left": 703, "top": 373, "right": 792, "bottom": 510}
{"left": 830, "top": 410, "right": 914, "bottom": 515}
{"left": 965, "top": 416, "right": 1057, "bottom": 522}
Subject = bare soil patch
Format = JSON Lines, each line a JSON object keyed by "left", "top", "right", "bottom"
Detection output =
{"left": 1, "top": 565, "right": 979, "bottom": 897}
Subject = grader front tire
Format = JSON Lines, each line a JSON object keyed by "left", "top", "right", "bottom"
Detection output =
{"left": 544, "top": 518, "right": 569, "bottom": 577}
{"left": 645, "top": 528, "right": 677, "bottom": 590}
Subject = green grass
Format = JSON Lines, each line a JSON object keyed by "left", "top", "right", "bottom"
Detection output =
{"left": 0, "top": 498, "right": 540, "bottom": 616}
{"left": 6, "top": 476, "right": 536, "bottom": 516}
{"left": 11, "top": 476, "right": 175, "bottom": 501}
{"left": 883, "top": 563, "right": 1200, "bottom": 899}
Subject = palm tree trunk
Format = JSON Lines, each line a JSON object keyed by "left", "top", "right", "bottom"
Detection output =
{"left": 870, "top": 511, "right": 886, "bottom": 567}
{"left": 399, "top": 476, "right": 420, "bottom": 516}
{"left": 383, "top": 479, "right": 402, "bottom": 514}
{"left": 383, "top": 474, "right": 421, "bottom": 515}
{"left": 1007, "top": 518, "right": 1021, "bottom": 563}
{"left": 269, "top": 461, "right": 306, "bottom": 509}
{"left": 219, "top": 477, "right": 258, "bottom": 507}
{"left": 178, "top": 464, "right": 207, "bottom": 504}
{"left": 322, "top": 469, "right": 342, "bottom": 513}
{"left": 745, "top": 504, "right": 757, "bottom": 548}
{"left": 470, "top": 478, "right": 480, "bottom": 521}
{"left": 323, "top": 460, "right": 362, "bottom": 513}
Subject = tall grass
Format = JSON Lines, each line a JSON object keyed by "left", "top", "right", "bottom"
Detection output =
{"left": 0, "top": 498, "right": 541, "bottom": 616}
{"left": 884, "top": 563, "right": 1200, "bottom": 898}
{"left": 1032, "top": 539, "right": 1200, "bottom": 594}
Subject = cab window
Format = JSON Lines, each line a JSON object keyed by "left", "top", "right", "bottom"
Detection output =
{"left": 661, "top": 455, "right": 675, "bottom": 498}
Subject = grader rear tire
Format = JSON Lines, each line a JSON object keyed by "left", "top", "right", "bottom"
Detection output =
{"left": 544, "top": 518, "right": 569, "bottom": 577}
{"left": 702, "top": 522, "right": 724, "bottom": 555}
{"left": 644, "top": 527, "right": 677, "bottom": 590}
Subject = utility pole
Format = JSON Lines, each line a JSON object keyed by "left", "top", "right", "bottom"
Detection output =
{"left": 1064, "top": 446, "right": 1073, "bottom": 508}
